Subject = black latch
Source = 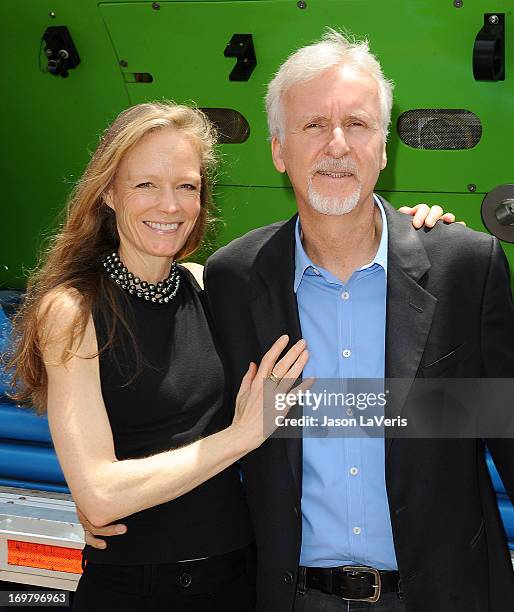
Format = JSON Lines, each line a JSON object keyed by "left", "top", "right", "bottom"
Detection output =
{"left": 224, "top": 34, "right": 257, "bottom": 82}
{"left": 43, "top": 26, "right": 80, "bottom": 78}
{"left": 472, "top": 14, "right": 505, "bottom": 81}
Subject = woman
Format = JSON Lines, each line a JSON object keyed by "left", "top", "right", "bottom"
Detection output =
{"left": 8, "top": 102, "right": 453, "bottom": 611}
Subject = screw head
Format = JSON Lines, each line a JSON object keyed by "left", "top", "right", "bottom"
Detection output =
{"left": 297, "top": 0, "right": 307, "bottom": 8}
{"left": 453, "top": 0, "right": 463, "bottom": 7}
{"left": 49, "top": 11, "right": 56, "bottom": 18}
{"left": 489, "top": 14, "right": 499, "bottom": 24}
{"left": 119, "top": 59, "right": 128, "bottom": 68}
{"left": 467, "top": 183, "right": 477, "bottom": 193}
{"left": 45, "top": 48, "right": 53, "bottom": 57}
{"left": 152, "top": 2, "right": 160, "bottom": 9}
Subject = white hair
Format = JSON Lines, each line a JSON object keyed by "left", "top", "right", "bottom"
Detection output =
{"left": 265, "top": 29, "right": 394, "bottom": 142}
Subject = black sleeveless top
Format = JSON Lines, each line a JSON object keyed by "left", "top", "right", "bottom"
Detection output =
{"left": 84, "top": 266, "right": 252, "bottom": 564}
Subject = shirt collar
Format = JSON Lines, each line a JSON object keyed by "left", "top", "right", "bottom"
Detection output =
{"left": 294, "top": 194, "right": 388, "bottom": 293}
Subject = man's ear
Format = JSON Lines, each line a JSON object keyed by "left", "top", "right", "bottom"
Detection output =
{"left": 271, "top": 136, "right": 286, "bottom": 174}
{"left": 380, "top": 143, "right": 387, "bottom": 171}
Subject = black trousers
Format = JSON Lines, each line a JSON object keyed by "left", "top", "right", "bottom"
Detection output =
{"left": 73, "top": 545, "right": 256, "bottom": 612}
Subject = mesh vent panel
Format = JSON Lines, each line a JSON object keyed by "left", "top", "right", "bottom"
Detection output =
{"left": 200, "top": 108, "right": 250, "bottom": 144}
{"left": 397, "top": 109, "right": 482, "bottom": 150}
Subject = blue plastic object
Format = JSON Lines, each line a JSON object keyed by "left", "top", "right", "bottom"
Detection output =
{"left": 0, "top": 478, "right": 69, "bottom": 494}
{"left": 0, "top": 402, "right": 52, "bottom": 444}
{"left": 0, "top": 306, "right": 13, "bottom": 397}
{"left": 0, "top": 439, "right": 66, "bottom": 484}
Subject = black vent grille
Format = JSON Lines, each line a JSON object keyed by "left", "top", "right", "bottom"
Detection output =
{"left": 397, "top": 109, "right": 482, "bottom": 150}
{"left": 200, "top": 108, "right": 250, "bottom": 144}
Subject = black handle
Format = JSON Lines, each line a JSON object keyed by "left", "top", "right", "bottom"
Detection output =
{"left": 473, "top": 14, "right": 505, "bottom": 81}
{"left": 224, "top": 34, "right": 257, "bottom": 82}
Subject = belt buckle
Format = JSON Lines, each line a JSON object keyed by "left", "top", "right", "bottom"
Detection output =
{"left": 340, "top": 565, "right": 381, "bottom": 603}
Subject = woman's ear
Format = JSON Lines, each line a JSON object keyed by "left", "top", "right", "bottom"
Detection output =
{"left": 103, "top": 190, "right": 115, "bottom": 211}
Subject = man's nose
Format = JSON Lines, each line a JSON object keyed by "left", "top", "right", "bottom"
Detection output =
{"left": 326, "top": 127, "right": 350, "bottom": 158}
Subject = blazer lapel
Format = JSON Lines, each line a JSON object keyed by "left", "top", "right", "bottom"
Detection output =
{"left": 381, "top": 198, "right": 438, "bottom": 460}
{"left": 249, "top": 216, "right": 303, "bottom": 496}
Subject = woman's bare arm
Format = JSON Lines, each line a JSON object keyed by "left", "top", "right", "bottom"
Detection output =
{"left": 42, "top": 290, "right": 307, "bottom": 527}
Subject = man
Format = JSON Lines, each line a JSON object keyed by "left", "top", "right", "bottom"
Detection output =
{"left": 203, "top": 31, "right": 514, "bottom": 611}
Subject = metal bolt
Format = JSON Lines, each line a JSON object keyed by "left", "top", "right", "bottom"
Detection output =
{"left": 119, "top": 59, "right": 128, "bottom": 68}
{"left": 488, "top": 14, "right": 499, "bottom": 24}
{"left": 49, "top": 11, "right": 56, "bottom": 18}
{"left": 453, "top": 0, "right": 463, "bottom": 7}
{"left": 45, "top": 48, "right": 53, "bottom": 57}
{"left": 58, "top": 49, "right": 69, "bottom": 59}
{"left": 467, "top": 183, "right": 477, "bottom": 193}
{"left": 152, "top": 2, "right": 160, "bottom": 9}
{"left": 297, "top": 0, "right": 307, "bottom": 8}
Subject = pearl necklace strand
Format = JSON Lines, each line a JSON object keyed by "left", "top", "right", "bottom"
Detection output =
{"left": 102, "top": 252, "right": 180, "bottom": 304}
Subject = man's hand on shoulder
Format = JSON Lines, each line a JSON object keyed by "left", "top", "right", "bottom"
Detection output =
{"left": 181, "top": 262, "right": 204, "bottom": 288}
{"left": 399, "top": 203, "right": 466, "bottom": 229}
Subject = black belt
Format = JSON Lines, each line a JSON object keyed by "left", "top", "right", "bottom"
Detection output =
{"left": 300, "top": 565, "right": 402, "bottom": 603}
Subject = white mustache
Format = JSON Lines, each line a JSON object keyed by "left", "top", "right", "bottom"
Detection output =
{"left": 311, "top": 158, "right": 359, "bottom": 176}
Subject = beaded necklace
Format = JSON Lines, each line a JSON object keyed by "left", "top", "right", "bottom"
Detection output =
{"left": 102, "top": 252, "right": 180, "bottom": 304}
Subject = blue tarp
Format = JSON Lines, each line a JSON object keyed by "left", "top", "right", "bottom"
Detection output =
{"left": 0, "top": 402, "right": 52, "bottom": 444}
{"left": 0, "top": 477, "right": 69, "bottom": 494}
{"left": 0, "top": 439, "right": 66, "bottom": 484}
{"left": 0, "top": 305, "right": 13, "bottom": 396}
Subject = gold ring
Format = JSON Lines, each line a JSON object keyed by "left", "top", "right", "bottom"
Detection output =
{"left": 269, "top": 372, "right": 281, "bottom": 385}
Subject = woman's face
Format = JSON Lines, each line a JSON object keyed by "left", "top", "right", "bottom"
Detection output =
{"left": 106, "top": 128, "right": 202, "bottom": 271}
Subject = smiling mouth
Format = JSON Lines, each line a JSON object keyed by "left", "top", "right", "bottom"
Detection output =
{"left": 143, "top": 221, "right": 181, "bottom": 232}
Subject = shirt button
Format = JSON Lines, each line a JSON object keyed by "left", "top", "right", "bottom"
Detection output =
{"left": 353, "top": 527, "right": 362, "bottom": 535}
{"left": 283, "top": 571, "right": 294, "bottom": 585}
{"left": 341, "top": 291, "right": 350, "bottom": 300}
{"left": 179, "top": 572, "right": 192, "bottom": 588}
{"left": 313, "top": 269, "right": 321, "bottom": 276}
{"left": 342, "top": 349, "right": 352, "bottom": 358}
{"left": 350, "top": 467, "right": 359, "bottom": 476}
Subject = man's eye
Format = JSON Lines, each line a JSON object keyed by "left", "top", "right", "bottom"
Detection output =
{"left": 180, "top": 184, "right": 198, "bottom": 191}
{"left": 305, "top": 123, "right": 323, "bottom": 129}
{"left": 136, "top": 182, "right": 153, "bottom": 188}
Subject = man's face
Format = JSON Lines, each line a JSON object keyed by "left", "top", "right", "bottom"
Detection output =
{"left": 271, "top": 64, "right": 387, "bottom": 216}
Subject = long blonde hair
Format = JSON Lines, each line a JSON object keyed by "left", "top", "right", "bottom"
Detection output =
{"left": 7, "top": 102, "right": 217, "bottom": 413}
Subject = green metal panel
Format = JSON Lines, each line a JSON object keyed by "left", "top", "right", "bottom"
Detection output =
{"left": 1, "top": 1, "right": 131, "bottom": 288}
{"left": 99, "top": 0, "right": 514, "bottom": 192}
{"left": 1, "top": 0, "right": 513, "bottom": 288}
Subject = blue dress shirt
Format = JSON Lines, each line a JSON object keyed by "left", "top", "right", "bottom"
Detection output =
{"left": 296, "top": 195, "right": 398, "bottom": 570}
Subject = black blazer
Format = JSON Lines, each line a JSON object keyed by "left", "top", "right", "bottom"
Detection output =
{"left": 204, "top": 198, "right": 514, "bottom": 612}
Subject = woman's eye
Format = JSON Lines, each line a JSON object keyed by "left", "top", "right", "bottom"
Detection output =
{"left": 136, "top": 182, "right": 152, "bottom": 188}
